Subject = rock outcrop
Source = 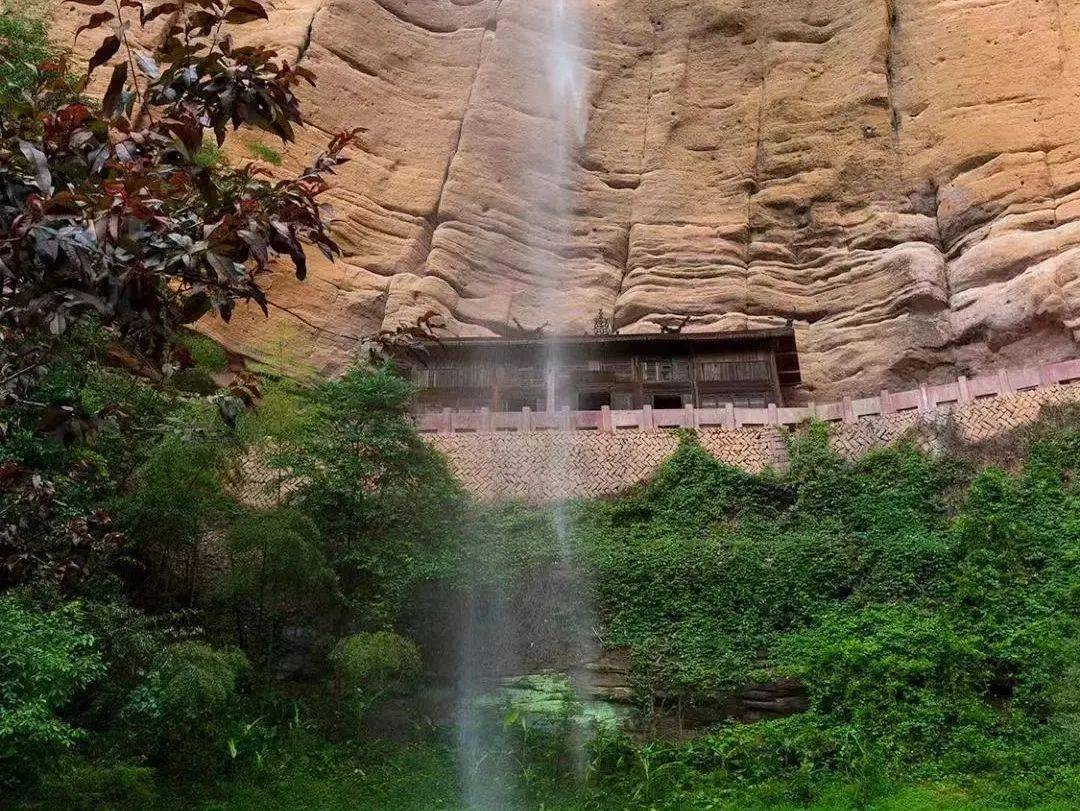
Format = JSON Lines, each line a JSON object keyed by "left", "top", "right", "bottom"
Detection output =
{"left": 52, "top": 0, "right": 1080, "bottom": 398}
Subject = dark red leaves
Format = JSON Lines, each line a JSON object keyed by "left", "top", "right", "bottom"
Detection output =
{"left": 224, "top": 0, "right": 269, "bottom": 23}
{"left": 1, "top": 0, "right": 347, "bottom": 393}
{"left": 18, "top": 141, "right": 51, "bottom": 195}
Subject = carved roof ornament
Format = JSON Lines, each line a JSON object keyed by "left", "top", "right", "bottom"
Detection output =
{"left": 592, "top": 309, "right": 613, "bottom": 336}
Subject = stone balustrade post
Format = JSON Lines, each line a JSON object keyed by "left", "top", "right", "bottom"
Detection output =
{"left": 957, "top": 376, "right": 972, "bottom": 404}
{"left": 842, "top": 396, "right": 855, "bottom": 424}
{"left": 997, "top": 369, "right": 1014, "bottom": 394}
{"left": 601, "top": 405, "right": 613, "bottom": 433}
{"left": 684, "top": 403, "right": 696, "bottom": 429}
{"left": 521, "top": 406, "right": 532, "bottom": 432}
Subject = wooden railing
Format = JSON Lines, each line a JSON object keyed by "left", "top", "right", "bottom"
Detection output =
{"left": 415, "top": 359, "right": 1080, "bottom": 434}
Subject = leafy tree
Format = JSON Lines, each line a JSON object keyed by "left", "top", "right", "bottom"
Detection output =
{"left": 0, "top": 0, "right": 357, "bottom": 402}
{"left": 223, "top": 507, "right": 338, "bottom": 669}
{"left": 0, "top": 596, "right": 103, "bottom": 788}
{"left": 279, "top": 364, "right": 466, "bottom": 625}
{"left": 114, "top": 402, "right": 231, "bottom": 602}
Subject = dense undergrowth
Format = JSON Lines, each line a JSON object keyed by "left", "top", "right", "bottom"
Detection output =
{"left": 3, "top": 311, "right": 1078, "bottom": 809}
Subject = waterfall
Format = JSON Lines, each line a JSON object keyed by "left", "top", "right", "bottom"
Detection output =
{"left": 455, "top": 2, "right": 593, "bottom": 808}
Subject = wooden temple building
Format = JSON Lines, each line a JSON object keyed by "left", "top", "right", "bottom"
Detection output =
{"left": 404, "top": 327, "right": 801, "bottom": 413}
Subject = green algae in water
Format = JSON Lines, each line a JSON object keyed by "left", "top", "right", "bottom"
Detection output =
{"left": 474, "top": 673, "right": 624, "bottom": 731}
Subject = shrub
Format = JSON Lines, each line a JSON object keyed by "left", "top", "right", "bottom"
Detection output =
{"left": 283, "top": 363, "right": 467, "bottom": 625}
{"left": 0, "top": 596, "right": 103, "bottom": 789}
{"left": 121, "top": 642, "right": 248, "bottom": 773}
{"left": 115, "top": 407, "right": 231, "bottom": 600}
{"left": 330, "top": 631, "right": 422, "bottom": 698}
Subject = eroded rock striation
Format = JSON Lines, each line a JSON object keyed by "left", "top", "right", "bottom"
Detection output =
{"left": 53, "top": 0, "right": 1080, "bottom": 398}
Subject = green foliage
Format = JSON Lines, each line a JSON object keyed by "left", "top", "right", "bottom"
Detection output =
{"left": 222, "top": 508, "right": 338, "bottom": 669}
{"left": 115, "top": 403, "right": 231, "bottom": 599}
{"left": 193, "top": 142, "right": 226, "bottom": 168}
{"left": 774, "top": 605, "right": 993, "bottom": 764}
{"left": 224, "top": 509, "right": 336, "bottom": 608}
{"left": 556, "top": 413, "right": 1080, "bottom": 806}
{"left": 234, "top": 377, "right": 314, "bottom": 447}
{"left": 330, "top": 631, "right": 422, "bottom": 697}
{"left": 121, "top": 642, "right": 248, "bottom": 772}
{"left": 0, "top": 2, "right": 53, "bottom": 109}
{"left": 4, "top": 313, "right": 1079, "bottom": 810}
{"left": 177, "top": 331, "right": 229, "bottom": 373}
{"left": 0, "top": 596, "right": 103, "bottom": 788}
{"left": 248, "top": 142, "right": 284, "bottom": 166}
{"left": 39, "top": 761, "right": 156, "bottom": 810}
{"left": 279, "top": 363, "right": 468, "bottom": 624}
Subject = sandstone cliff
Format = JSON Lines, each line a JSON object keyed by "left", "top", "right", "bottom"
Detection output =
{"left": 52, "top": 0, "right": 1080, "bottom": 399}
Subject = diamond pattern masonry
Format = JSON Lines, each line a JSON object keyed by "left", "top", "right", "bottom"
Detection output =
{"left": 229, "top": 385, "right": 1080, "bottom": 506}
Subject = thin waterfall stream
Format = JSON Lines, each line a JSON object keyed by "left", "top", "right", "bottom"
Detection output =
{"left": 454, "top": 1, "right": 594, "bottom": 807}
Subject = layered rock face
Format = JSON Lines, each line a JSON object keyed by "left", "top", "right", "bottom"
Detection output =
{"left": 54, "top": 0, "right": 1080, "bottom": 398}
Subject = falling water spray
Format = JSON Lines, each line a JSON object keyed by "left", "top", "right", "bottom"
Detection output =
{"left": 455, "top": 1, "right": 592, "bottom": 808}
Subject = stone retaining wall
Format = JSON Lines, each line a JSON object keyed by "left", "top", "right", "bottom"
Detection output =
{"left": 428, "top": 384, "right": 1080, "bottom": 502}
{"left": 229, "top": 379, "right": 1080, "bottom": 507}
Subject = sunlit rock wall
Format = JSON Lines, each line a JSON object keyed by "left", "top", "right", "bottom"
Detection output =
{"left": 53, "top": 0, "right": 1080, "bottom": 399}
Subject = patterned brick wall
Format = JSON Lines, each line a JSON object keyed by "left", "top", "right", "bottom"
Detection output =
{"left": 228, "top": 384, "right": 1080, "bottom": 507}
{"left": 427, "top": 385, "right": 1080, "bottom": 502}
{"left": 428, "top": 426, "right": 789, "bottom": 503}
